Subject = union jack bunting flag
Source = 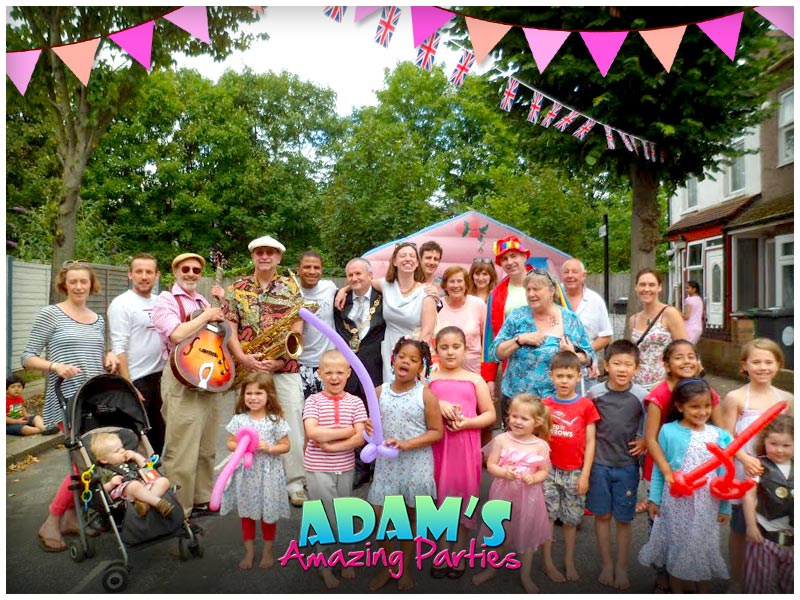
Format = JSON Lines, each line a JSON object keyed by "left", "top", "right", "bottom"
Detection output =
{"left": 554, "top": 110, "right": 579, "bottom": 132}
{"left": 603, "top": 125, "right": 616, "bottom": 149}
{"left": 415, "top": 33, "right": 440, "bottom": 72}
{"left": 527, "top": 91, "right": 544, "bottom": 124}
{"left": 540, "top": 102, "right": 562, "bottom": 128}
{"left": 449, "top": 49, "right": 475, "bottom": 87}
{"left": 650, "top": 142, "right": 658, "bottom": 162}
{"left": 573, "top": 119, "right": 596, "bottom": 141}
{"left": 375, "top": 6, "right": 402, "bottom": 48}
{"left": 499, "top": 77, "right": 519, "bottom": 112}
{"left": 323, "top": 6, "right": 347, "bottom": 22}
{"left": 631, "top": 137, "right": 640, "bottom": 155}
{"left": 642, "top": 139, "right": 651, "bottom": 160}
{"left": 619, "top": 131, "right": 634, "bottom": 152}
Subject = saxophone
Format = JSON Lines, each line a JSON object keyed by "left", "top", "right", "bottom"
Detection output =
{"left": 231, "top": 270, "right": 318, "bottom": 387}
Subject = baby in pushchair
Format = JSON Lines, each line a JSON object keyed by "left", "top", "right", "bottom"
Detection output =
{"left": 90, "top": 432, "right": 174, "bottom": 519}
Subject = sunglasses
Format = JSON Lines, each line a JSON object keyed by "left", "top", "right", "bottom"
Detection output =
{"left": 395, "top": 242, "right": 417, "bottom": 248}
{"left": 531, "top": 268, "right": 557, "bottom": 285}
{"left": 62, "top": 259, "right": 90, "bottom": 268}
{"left": 180, "top": 266, "right": 203, "bottom": 275}
{"left": 473, "top": 257, "right": 493, "bottom": 264}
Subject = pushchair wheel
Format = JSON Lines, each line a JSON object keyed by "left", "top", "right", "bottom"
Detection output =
{"left": 84, "top": 536, "right": 96, "bottom": 559}
{"left": 189, "top": 539, "right": 204, "bottom": 558}
{"left": 68, "top": 540, "right": 86, "bottom": 563}
{"left": 101, "top": 564, "right": 129, "bottom": 593}
{"left": 178, "top": 537, "right": 191, "bottom": 562}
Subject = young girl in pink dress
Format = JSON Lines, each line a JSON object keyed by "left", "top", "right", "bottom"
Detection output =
{"left": 472, "top": 393, "right": 552, "bottom": 593}
{"left": 429, "top": 326, "right": 496, "bottom": 579}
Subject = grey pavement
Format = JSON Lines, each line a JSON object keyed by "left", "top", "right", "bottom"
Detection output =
{"left": 6, "top": 371, "right": 747, "bottom": 594}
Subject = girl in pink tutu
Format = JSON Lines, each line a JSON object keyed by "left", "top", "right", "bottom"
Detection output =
{"left": 473, "top": 393, "right": 552, "bottom": 593}
{"left": 429, "top": 326, "right": 496, "bottom": 579}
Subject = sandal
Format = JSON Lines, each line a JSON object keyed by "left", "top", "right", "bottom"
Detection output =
{"left": 37, "top": 532, "right": 66, "bottom": 552}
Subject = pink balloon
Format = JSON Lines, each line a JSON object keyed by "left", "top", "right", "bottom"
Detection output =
{"left": 209, "top": 426, "right": 259, "bottom": 511}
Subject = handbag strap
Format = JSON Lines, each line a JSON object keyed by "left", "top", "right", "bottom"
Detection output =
{"left": 635, "top": 306, "right": 668, "bottom": 346}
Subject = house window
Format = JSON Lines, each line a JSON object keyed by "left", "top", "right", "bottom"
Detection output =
{"left": 725, "top": 139, "right": 746, "bottom": 195}
{"left": 687, "top": 242, "right": 703, "bottom": 289}
{"left": 778, "top": 88, "right": 793, "bottom": 166}
{"left": 775, "top": 234, "right": 793, "bottom": 307}
{"left": 686, "top": 177, "right": 698, "bottom": 210}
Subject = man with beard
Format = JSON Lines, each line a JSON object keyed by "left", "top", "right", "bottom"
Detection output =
{"left": 152, "top": 252, "right": 228, "bottom": 518}
{"left": 108, "top": 253, "right": 167, "bottom": 454}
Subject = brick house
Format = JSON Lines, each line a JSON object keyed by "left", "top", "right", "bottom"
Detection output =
{"left": 666, "top": 50, "right": 793, "bottom": 387}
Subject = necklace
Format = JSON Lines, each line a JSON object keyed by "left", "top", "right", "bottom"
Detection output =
{"left": 535, "top": 312, "right": 560, "bottom": 328}
{"left": 342, "top": 297, "right": 381, "bottom": 352}
{"left": 399, "top": 282, "right": 416, "bottom": 296}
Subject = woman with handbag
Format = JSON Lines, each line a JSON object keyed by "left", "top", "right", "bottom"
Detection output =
{"left": 628, "top": 269, "right": 688, "bottom": 391}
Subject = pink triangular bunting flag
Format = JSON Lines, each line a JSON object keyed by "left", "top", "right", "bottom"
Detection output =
{"left": 109, "top": 20, "right": 155, "bottom": 71}
{"left": 465, "top": 17, "right": 512, "bottom": 64}
{"left": 754, "top": 6, "right": 793, "bottom": 39}
{"left": 410, "top": 6, "right": 455, "bottom": 48}
{"left": 163, "top": 6, "right": 210, "bottom": 44}
{"left": 52, "top": 38, "right": 101, "bottom": 86}
{"left": 639, "top": 25, "right": 686, "bottom": 73}
{"left": 523, "top": 28, "right": 570, "bottom": 74}
{"left": 697, "top": 12, "right": 744, "bottom": 61}
{"left": 7, "top": 49, "right": 42, "bottom": 95}
{"left": 354, "top": 7, "right": 381, "bottom": 23}
{"left": 580, "top": 31, "right": 627, "bottom": 77}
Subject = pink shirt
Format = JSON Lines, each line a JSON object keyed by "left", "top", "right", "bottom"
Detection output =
{"left": 435, "top": 295, "right": 486, "bottom": 373}
{"left": 151, "top": 284, "right": 210, "bottom": 359}
{"left": 684, "top": 295, "right": 704, "bottom": 344}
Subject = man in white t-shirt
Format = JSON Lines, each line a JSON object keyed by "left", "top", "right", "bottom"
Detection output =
{"left": 561, "top": 258, "right": 613, "bottom": 394}
{"left": 297, "top": 251, "right": 338, "bottom": 398}
{"left": 107, "top": 253, "right": 167, "bottom": 454}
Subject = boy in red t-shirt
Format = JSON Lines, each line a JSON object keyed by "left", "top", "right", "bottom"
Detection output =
{"left": 541, "top": 351, "right": 601, "bottom": 583}
{"left": 6, "top": 375, "right": 58, "bottom": 436}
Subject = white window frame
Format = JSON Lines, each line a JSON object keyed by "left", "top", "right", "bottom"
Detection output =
{"left": 775, "top": 233, "right": 793, "bottom": 307}
{"left": 725, "top": 138, "right": 746, "bottom": 196}
{"left": 686, "top": 241, "right": 703, "bottom": 290}
{"left": 685, "top": 177, "right": 698, "bottom": 211}
{"left": 778, "top": 88, "right": 793, "bottom": 167}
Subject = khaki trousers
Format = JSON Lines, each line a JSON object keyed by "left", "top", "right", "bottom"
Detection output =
{"left": 273, "top": 372, "right": 306, "bottom": 495}
{"left": 160, "top": 367, "right": 220, "bottom": 517}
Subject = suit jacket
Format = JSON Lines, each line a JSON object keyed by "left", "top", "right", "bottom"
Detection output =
{"left": 334, "top": 288, "right": 385, "bottom": 399}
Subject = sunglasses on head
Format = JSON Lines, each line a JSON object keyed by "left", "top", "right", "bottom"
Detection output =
{"left": 180, "top": 265, "right": 203, "bottom": 275}
{"left": 531, "top": 268, "right": 556, "bottom": 284}
{"left": 473, "top": 257, "right": 493, "bottom": 264}
{"left": 62, "top": 259, "right": 90, "bottom": 268}
{"left": 395, "top": 242, "right": 417, "bottom": 248}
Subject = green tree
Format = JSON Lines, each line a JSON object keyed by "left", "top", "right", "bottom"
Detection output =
{"left": 6, "top": 7, "right": 263, "bottom": 301}
{"left": 445, "top": 7, "right": 787, "bottom": 311}
{"left": 81, "top": 68, "right": 343, "bottom": 273}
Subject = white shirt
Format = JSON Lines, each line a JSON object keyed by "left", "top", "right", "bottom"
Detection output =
{"left": 107, "top": 289, "right": 166, "bottom": 381}
{"left": 348, "top": 291, "right": 374, "bottom": 340}
{"left": 300, "top": 280, "right": 337, "bottom": 367}
{"left": 572, "top": 286, "right": 613, "bottom": 344}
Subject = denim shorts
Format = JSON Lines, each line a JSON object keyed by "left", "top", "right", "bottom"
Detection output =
{"left": 586, "top": 463, "right": 640, "bottom": 523}
{"left": 6, "top": 415, "right": 36, "bottom": 436}
{"left": 730, "top": 504, "right": 746, "bottom": 535}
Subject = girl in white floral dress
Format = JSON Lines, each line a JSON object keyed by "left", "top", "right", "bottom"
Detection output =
{"left": 638, "top": 379, "right": 732, "bottom": 593}
{"left": 221, "top": 373, "right": 291, "bottom": 570}
{"left": 366, "top": 338, "right": 443, "bottom": 592}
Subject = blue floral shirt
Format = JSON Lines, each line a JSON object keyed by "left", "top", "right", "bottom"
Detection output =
{"left": 491, "top": 305, "right": 595, "bottom": 399}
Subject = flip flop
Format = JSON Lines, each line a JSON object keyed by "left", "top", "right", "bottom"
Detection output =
{"left": 37, "top": 532, "right": 66, "bottom": 552}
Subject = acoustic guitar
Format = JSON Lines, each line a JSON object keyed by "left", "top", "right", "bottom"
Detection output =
{"left": 169, "top": 251, "right": 236, "bottom": 392}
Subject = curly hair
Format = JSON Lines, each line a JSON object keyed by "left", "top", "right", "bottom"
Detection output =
{"left": 391, "top": 337, "right": 433, "bottom": 379}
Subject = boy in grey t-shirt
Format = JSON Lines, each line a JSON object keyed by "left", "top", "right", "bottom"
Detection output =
{"left": 586, "top": 340, "right": 647, "bottom": 591}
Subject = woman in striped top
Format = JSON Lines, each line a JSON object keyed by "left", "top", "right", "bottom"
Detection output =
{"left": 21, "top": 261, "right": 118, "bottom": 552}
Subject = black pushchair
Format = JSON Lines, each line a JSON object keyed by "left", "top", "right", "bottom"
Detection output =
{"left": 55, "top": 374, "right": 203, "bottom": 592}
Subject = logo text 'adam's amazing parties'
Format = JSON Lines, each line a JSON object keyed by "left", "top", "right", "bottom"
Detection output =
{"left": 278, "top": 495, "right": 519, "bottom": 579}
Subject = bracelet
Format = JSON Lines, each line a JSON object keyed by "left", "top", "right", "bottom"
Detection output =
{"left": 514, "top": 336, "right": 521, "bottom": 347}
{"left": 49, "top": 362, "right": 57, "bottom": 373}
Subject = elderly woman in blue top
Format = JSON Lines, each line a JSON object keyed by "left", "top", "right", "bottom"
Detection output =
{"left": 491, "top": 270, "right": 595, "bottom": 408}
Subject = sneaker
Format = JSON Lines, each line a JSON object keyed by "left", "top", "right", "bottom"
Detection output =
{"left": 42, "top": 425, "right": 60, "bottom": 436}
{"left": 191, "top": 503, "right": 219, "bottom": 518}
{"left": 289, "top": 489, "right": 307, "bottom": 507}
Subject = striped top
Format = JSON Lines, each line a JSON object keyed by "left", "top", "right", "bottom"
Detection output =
{"left": 302, "top": 391, "right": 368, "bottom": 472}
{"left": 20, "top": 305, "right": 106, "bottom": 427}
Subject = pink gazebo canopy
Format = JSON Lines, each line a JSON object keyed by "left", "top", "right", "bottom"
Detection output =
{"left": 362, "top": 210, "right": 572, "bottom": 281}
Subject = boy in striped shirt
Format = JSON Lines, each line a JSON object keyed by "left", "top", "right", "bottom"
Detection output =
{"left": 302, "top": 350, "right": 369, "bottom": 588}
